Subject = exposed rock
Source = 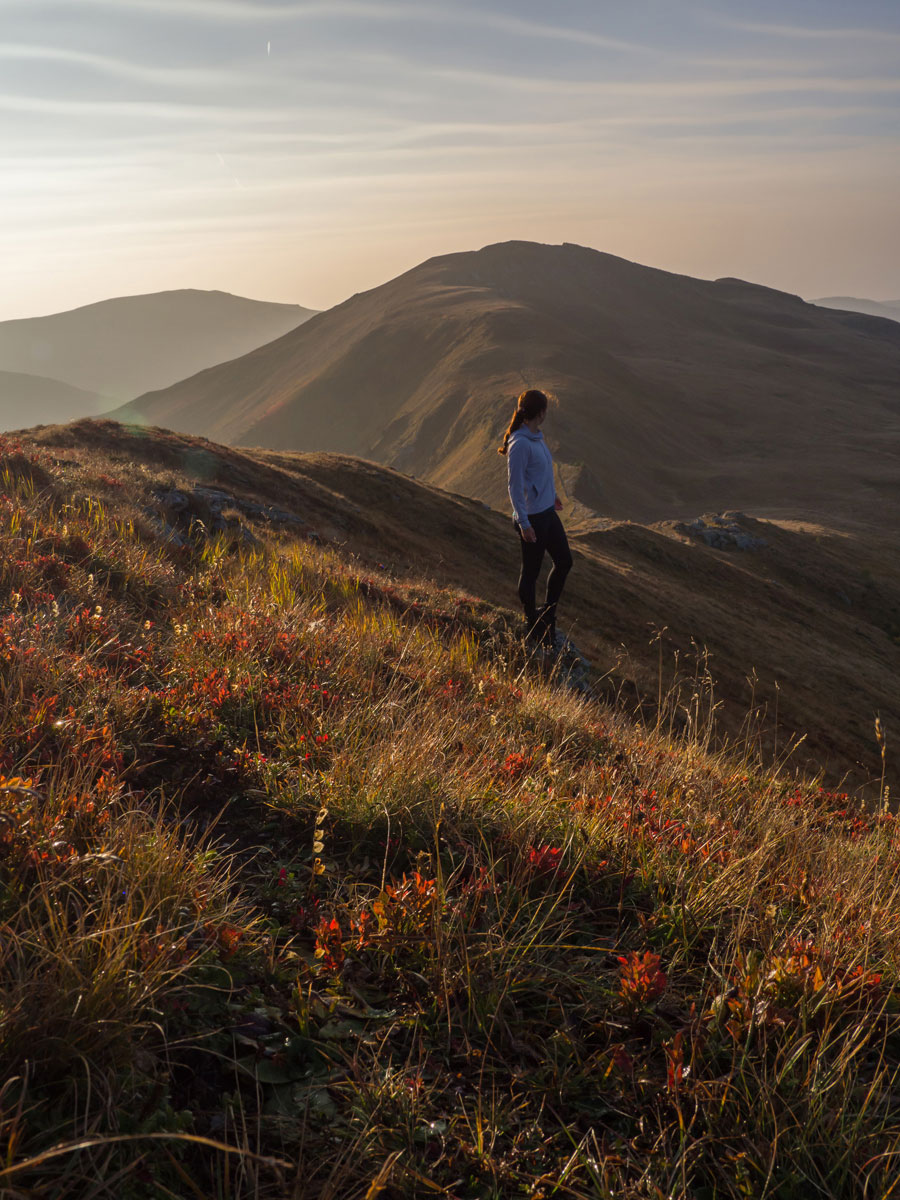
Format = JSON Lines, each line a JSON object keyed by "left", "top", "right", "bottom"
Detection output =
{"left": 269, "top": 509, "right": 305, "bottom": 525}
{"left": 529, "top": 630, "right": 593, "bottom": 695}
{"left": 146, "top": 482, "right": 307, "bottom": 549}
{"left": 675, "top": 513, "right": 767, "bottom": 552}
{"left": 554, "top": 633, "right": 593, "bottom": 695}
{"left": 141, "top": 509, "right": 186, "bottom": 548}
{"left": 192, "top": 487, "right": 233, "bottom": 506}
{"left": 153, "top": 488, "right": 190, "bottom": 512}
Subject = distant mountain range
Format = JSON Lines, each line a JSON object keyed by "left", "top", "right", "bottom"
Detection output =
{"left": 0, "top": 290, "right": 316, "bottom": 430}
{"left": 814, "top": 296, "right": 900, "bottom": 325}
{"left": 111, "top": 241, "right": 900, "bottom": 525}
{"left": 0, "top": 370, "right": 109, "bottom": 429}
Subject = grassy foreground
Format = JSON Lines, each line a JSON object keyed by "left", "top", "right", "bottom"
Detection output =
{"left": 1, "top": 433, "right": 899, "bottom": 1199}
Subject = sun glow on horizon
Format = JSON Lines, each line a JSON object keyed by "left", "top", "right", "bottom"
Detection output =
{"left": 1, "top": 0, "right": 899, "bottom": 320}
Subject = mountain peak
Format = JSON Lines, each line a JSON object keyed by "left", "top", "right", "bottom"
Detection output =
{"left": 110, "top": 242, "right": 900, "bottom": 529}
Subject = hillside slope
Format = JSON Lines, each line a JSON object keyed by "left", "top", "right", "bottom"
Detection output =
{"left": 113, "top": 241, "right": 900, "bottom": 525}
{"left": 3, "top": 420, "right": 900, "bottom": 1198}
{"left": 24, "top": 419, "right": 900, "bottom": 794}
{"left": 0, "top": 369, "right": 108, "bottom": 430}
{"left": 0, "top": 289, "right": 316, "bottom": 402}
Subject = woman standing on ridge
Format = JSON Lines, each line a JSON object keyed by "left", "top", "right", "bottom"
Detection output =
{"left": 499, "top": 389, "right": 573, "bottom": 647}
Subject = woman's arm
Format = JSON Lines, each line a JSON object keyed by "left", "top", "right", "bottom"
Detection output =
{"left": 507, "top": 438, "right": 531, "bottom": 531}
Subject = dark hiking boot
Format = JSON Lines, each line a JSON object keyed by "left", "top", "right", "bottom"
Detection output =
{"left": 535, "top": 604, "right": 558, "bottom": 649}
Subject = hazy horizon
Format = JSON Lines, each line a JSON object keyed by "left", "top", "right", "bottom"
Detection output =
{"left": 3, "top": 241, "right": 900, "bottom": 327}
{"left": 3, "top": 0, "right": 899, "bottom": 322}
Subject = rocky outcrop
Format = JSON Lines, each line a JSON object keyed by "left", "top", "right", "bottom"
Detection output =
{"left": 675, "top": 513, "right": 767, "bottom": 552}
{"left": 529, "top": 630, "right": 593, "bottom": 696}
{"left": 144, "top": 484, "right": 310, "bottom": 549}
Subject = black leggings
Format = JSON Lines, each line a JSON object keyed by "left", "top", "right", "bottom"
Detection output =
{"left": 516, "top": 507, "right": 573, "bottom": 618}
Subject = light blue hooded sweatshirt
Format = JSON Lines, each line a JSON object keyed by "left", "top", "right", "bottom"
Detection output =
{"left": 507, "top": 426, "right": 556, "bottom": 531}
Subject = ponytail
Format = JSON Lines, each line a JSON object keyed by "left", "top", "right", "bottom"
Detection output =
{"left": 498, "top": 389, "right": 549, "bottom": 455}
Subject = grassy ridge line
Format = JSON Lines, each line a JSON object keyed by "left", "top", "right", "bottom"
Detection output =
{"left": 1, "top": 436, "right": 899, "bottom": 1198}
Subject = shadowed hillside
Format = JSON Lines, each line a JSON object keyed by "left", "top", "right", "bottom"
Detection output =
{"left": 112, "top": 241, "right": 900, "bottom": 526}
{"left": 0, "top": 289, "right": 316, "bottom": 406}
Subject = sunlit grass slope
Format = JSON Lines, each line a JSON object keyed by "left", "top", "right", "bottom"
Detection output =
{"left": 1, "top": 431, "right": 900, "bottom": 1199}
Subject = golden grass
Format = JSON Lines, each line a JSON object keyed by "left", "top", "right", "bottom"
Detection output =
{"left": 1, "top": 431, "right": 900, "bottom": 1197}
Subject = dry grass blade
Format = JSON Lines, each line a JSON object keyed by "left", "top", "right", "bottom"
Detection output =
{"left": 0, "top": 1132, "right": 293, "bottom": 1180}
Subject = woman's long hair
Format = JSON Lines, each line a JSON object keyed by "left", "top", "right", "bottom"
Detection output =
{"left": 497, "top": 389, "right": 549, "bottom": 455}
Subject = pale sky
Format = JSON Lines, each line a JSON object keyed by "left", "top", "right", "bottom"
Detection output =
{"left": 2, "top": 0, "right": 899, "bottom": 320}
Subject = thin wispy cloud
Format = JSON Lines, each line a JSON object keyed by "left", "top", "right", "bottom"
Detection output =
{"left": 417, "top": 65, "right": 900, "bottom": 107}
{"left": 0, "top": 43, "right": 236, "bottom": 88}
{"left": 0, "top": 93, "right": 302, "bottom": 123}
{"left": 425, "top": 67, "right": 900, "bottom": 100}
{"left": 713, "top": 18, "right": 900, "bottom": 45}
{"left": 4, "top": 0, "right": 308, "bottom": 16}
{"left": 3, "top": 0, "right": 651, "bottom": 51}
